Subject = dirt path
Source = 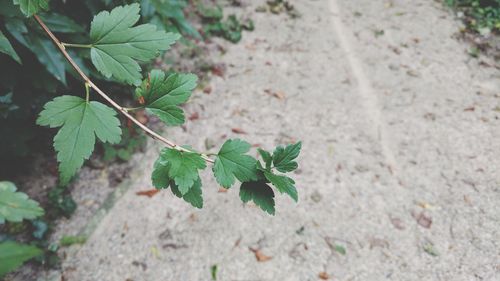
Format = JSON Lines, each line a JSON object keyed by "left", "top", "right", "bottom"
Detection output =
{"left": 55, "top": 1, "right": 499, "bottom": 280}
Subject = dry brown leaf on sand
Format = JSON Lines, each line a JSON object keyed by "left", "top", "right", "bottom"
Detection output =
{"left": 264, "top": 89, "right": 286, "bottom": 100}
{"left": 249, "top": 248, "right": 272, "bottom": 262}
{"left": 318, "top": 272, "right": 330, "bottom": 280}
{"left": 188, "top": 112, "right": 199, "bottom": 121}
{"left": 273, "top": 91, "right": 286, "bottom": 100}
{"left": 136, "top": 189, "right": 160, "bottom": 198}
{"left": 232, "top": 128, "right": 247, "bottom": 134}
{"left": 412, "top": 210, "right": 432, "bottom": 229}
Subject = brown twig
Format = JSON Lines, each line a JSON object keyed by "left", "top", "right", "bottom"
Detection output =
{"left": 33, "top": 14, "right": 215, "bottom": 164}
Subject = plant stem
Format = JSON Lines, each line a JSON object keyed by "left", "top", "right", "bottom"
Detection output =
{"left": 123, "top": 106, "right": 144, "bottom": 112}
{"left": 85, "top": 82, "right": 90, "bottom": 102}
{"left": 62, "top": 43, "right": 92, "bottom": 49}
{"left": 33, "top": 15, "right": 215, "bottom": 164}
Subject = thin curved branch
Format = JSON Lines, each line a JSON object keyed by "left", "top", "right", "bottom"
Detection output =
{"left": 33, "top": 14, "right": 215, "bottom": 164}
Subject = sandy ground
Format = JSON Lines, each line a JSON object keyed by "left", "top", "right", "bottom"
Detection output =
{"left": 33, "top": 0, "right": 500, "bottom": 280}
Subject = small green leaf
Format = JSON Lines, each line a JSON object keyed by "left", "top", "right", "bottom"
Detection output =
{"left": 59, "top": 235, "right": 87, "bottom": 247}
{"left": 151, "top": 157, "right": 170, "bottom": 189}
{"left": 39, "top": 12, "right": 84, "bottom": 33}
{"left": 334, "top": 245, "right": 346, "bottom": 255}
{"left": 211, "top": 264, "right": 218, "bottom": 281}
{"left": 0, "top": 181, "right": 44, "bottom": 224}
{"left": 37, "top": 96, "right": 122, "bottom": 184}
{"left": 272, "top": 142, "right": 301, "bottom": 172}
{"left": 170, "top": 178, "right": 203, "bottom": 208}
{"left": 89, "top": 4, "right": 180, "bottom": 85}
{"left": 213, "top": 139, "right": 258, "bottom": 188}
{"left": 161, "top": 148, "right": 206, "bottom": 195}
{"left": 263, "top": 171, "right": 298, "bottom": 202}
{"left": 258, "top": 148, "right": 272, "bottom": 170}
{"left": 136, "top": 70, "right": 197, "bottom": 126}
{"left": 25, "top": 34, "right": 66, "bottom": 84}
{"left": 0, "top": 30, "right": 21, "bottom": 64}
{"left": 239, "top": 180, "right": 275, "bottom": 215}
{"left": 0, "top": 241, "right": 43, "bottom": 277}
{"left": 13, "top": 0, "right": 49, "bottom": 17}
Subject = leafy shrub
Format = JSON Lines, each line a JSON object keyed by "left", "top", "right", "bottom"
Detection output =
{"left": 0, "top": 0, "right": 200, "bottom": 168}
{"left": 2, "top": 2, "right": 301, "bottom": 214}
{"left": 446, "top": 0, "right": 500, "bottom": 32}
{"left": 0, "top": 181, "right": 44, "bottom": 277}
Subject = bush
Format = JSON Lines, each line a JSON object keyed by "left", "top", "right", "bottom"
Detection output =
{"left": 446, "top": 0, "right": 500, "bottom": 33}
{"left": 0, "top": 0, "right": 199, "bottom": 171}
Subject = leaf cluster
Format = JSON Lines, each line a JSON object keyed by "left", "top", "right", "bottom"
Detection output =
{"left": 0, "top": 0, "right": 200, "bottom": 162}
{"left": 0, "top": 181, "right": 44, "bottom": 277}
{"left": 4, "top": 2, "right": 301, "bottom": 217}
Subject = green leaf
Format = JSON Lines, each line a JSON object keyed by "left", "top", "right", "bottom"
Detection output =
{"left": 89, "top": 4, "right": 180, "bottom": 85}
{"left": 263, "top": 171, "right": 298, "bottom": 202}
{"left": 4, "top": 19, "right": 66, "bottom": 84}
{"left": 213, "top": 139, "right": 258, "bottom": 188}
{"left": 258, "top": 148, "right": 272, "bottom": 170}
{"left": 136, "top": 70, "right": 197, "bottom": 126}
{"left": 0, "top": 30, "right": 21, "bottom": 64}
{"left": 272, "top": 142, "right": 302, "bottom": 173}
{"left": 239, "top": 181, "right": 275, "bottom": 215}
{"left": 37, "top": 96, "right": 122, "bottom": 184}
{"left": 161, "top": 148, "right": 206, "bottom": 195}
{"left": 151, "top": 157, "right": 170, "bottom": 189}
{"left": 0, "top": 181, "right": 44, "bottom": 224}
{"left": 170, "top": 178, "right": 203, "bottom": 208}
{"left": 0, "top": 241, "right": 43, "bottom": 277}
{"left": 13, "top": 0, "right": 49, "bottom": 17}
{"left": 334, "top": 245, "right": 346, "bottom": 255}
{"left": 39, "top": 12, "right": 84, "bottom": 33}
{"left": 59, "top": 235, "right": 87, "bottom": 247}
{"left": 26, "top": 34, "right": 66, "bottom": 84}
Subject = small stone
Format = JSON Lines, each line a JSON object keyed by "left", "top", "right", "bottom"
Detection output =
{"left": 311, "top": 191, "right": 322, "bottom": 203}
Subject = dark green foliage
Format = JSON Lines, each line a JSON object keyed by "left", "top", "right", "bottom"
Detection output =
{"left": 199, "top": 3, "right": 254, "bottom": 43}
{"left": 102, "top": 127, "right": 146, "bottom": 162}
{"left": 446, "top": 0, "right": 500, "bottom": 32}
{"left": 0, "top": 181, "right": 45, "bottom": 277}
{"left": 0, "top": 0, "right": 200, "bottom": 166}
{"left": 47, "top": 186, "right": 77, "bottom": 218}
{"left": 0, "top": 241, "right": 43, "bottom": 277}
{"left": 59, "top": 235, "right": 87, "bottom": 246}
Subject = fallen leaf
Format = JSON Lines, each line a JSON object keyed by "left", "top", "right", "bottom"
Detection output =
{"left": 318, "top": 272, "right": 330, "bottom": 280}
{"left": 205, "top": 138, "right": 216, "bottom": 150}
{"left": 203, "top": 85, "right": 212, "bottom": 94}
{"left": 218, "top": 187, "right": 228, "bottom": 193}
{"left": 334, "top": 245, "right": 346, "bottom": 255}
{"left": 188, "top": 112, "right": 200, "bottom": 121}
{"left": 135, "top": 110, "right": 148, "bottom": 125}
{"left": 417, "top": 202, "right": 433, "bottom": 209}
{"left": 369, "top": 237, "right": 389, "bottom": 249}
{"left": 136, "top": 189, "right": 160, "bottom": 198}
{"left": 390, "top": 217, "right": 405, "bottom": 230}
{"left": 232, "top": 128, "right": 247, "bottom": 134}
{"left": 249, "top": 248, "right": 272, "bottom": 262}
{"left": 273, "top": 91, "right": 286, "bottom": 100}
{"left": 412, "top": 211, "right": 432, "bottom": 229}
{"left": 464, "top": 106, "right": 475, "bottom": 112}
{"left": 423, "top": 243, "right": 439, "bottom": 256}
{"left": 150, "top": 246, "right": 160, "bottom": 259}
{"left": 211, "top": 64, "right": 226, "bottom": 77}
{"left": 264, "top": 89, "right": 286, "bottom": 100}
